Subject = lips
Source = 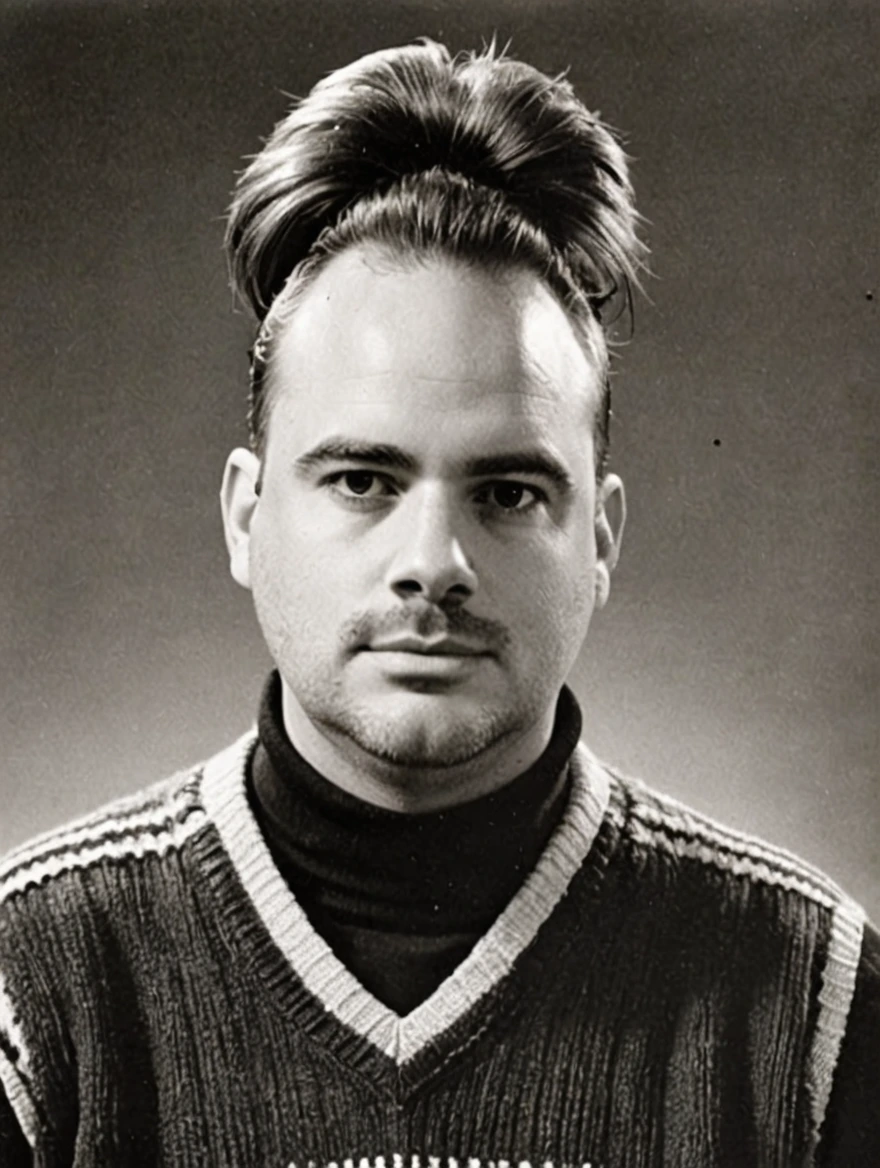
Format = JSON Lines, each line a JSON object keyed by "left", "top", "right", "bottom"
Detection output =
{"left": 366, "top": 636, "right": 486, "bottom": 657}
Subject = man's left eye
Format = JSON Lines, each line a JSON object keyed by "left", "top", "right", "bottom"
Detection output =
{"left": 480, "top": 482, "right": 543, "bottom": 511}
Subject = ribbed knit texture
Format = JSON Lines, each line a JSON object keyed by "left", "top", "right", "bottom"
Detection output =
{"left": 0, "top": 734, "right": 865, "bottom": 1168}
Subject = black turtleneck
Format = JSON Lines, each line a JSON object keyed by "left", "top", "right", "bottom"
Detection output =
{"left": 247, "top": 672, "right": 582, "bottom": 1015}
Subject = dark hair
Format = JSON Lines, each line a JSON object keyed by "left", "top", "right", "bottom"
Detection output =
{"left": 225, "top": 39, "right": 645, "bottom": 474}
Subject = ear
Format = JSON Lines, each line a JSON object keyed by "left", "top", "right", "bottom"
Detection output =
{"left": 220, "top": 448, "right": 262, "bottom": 590}
{"left": 593, "top": 473, "right": 626, "bottom": 609}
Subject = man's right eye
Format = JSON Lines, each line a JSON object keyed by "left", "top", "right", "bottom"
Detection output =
{"left": 327, "top": 471, "right": 393, "bottom": 499}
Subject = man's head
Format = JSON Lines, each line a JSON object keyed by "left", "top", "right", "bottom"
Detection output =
{"left": 220, "top": 41, "right": 644, "bottom": 807}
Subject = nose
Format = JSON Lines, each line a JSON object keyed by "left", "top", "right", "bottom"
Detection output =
{"left": 385, "top": 486, "right": 478, "bottom": 607}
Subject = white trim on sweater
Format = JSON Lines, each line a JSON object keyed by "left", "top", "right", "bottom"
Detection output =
{"left": 806, "top": 896, "right": 865, "bottom": 1155}
{"left": 620, "top": 774, "right": 867, "bottom": 1154}
{"left": 0, "top": 726, "right": 866, "bottom": 1153}
{"left": 200, "top": 735, "right": 611, "bottom": 1066}
{"left": 0, "top": 793, "right": 208, "bottom": 903}
{"left": 0, "top": 973, "right": 38, "bottom": 1149}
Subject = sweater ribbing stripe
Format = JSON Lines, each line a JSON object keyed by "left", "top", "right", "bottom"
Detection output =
{"left": 0, "top": 974, "right": 29, "bottom": 1080}
{"left": 627, "top": 812, "right": 846, "bottom": 911}
{"left": 200, "top": 736, "right": 610, "bottom": 1066}
{"left": 0, "top": 1046, "right": 36, "bottom": 1149}
{"left": 629, "top": 788, "right": 847, "bottom": 904}
{"left": 0, "top": 774, "right": 201, "bottom": 882}
{"left": 621, "top": 782, "right": 866, "bottom": 1160}
{"left": 806, "top": 895, "right": 865, "bottom": 1158}
{"left": 283, "top": 1160, "right": 581, "bottom": 1168}
{"left": 0, "top": 974, "right": 36, "bottom": 1150}
{"left": 200, "top": 732, "right": 398, "bottom": 1054}
{"left": 389, "top": 746, "right": 609, "bottom": 1062}
{"left": 0, "top": 800, "right": 208, "bottom": 902}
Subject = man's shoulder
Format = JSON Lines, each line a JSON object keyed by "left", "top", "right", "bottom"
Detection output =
{"left": 580, "top": 745, "right": 864, "bottom": 920}
{"left": 0, "top": 730, "right": 257, "bottom": 908}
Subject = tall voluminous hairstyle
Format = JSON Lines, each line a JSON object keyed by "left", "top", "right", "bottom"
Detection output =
{"left": 225, "top": 39, "right": 646, "bottom": 474}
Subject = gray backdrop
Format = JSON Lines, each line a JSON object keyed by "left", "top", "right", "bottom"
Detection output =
{"left": 2, "top": 0, "right": 878, "bottom": 919}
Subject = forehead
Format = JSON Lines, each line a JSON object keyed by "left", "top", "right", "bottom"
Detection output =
{"left": 268, "top": 248, "right": 602, "bottom": 461}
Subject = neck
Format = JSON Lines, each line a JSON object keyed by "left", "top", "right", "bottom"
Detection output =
{"left": 280, "top": 681, "right": 559, "bottom": 813}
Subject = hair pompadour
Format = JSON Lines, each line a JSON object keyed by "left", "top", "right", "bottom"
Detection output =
{"left": 225, "top": 39, "right": 646, "bottom": 469}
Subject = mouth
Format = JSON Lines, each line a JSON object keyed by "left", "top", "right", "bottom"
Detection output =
{"left": 365, "top": 636, "right": 488, "bottom": 657}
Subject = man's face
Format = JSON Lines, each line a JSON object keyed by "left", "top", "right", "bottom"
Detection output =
{"left": 223, "top": 247, "right": 623, "bottom": 779}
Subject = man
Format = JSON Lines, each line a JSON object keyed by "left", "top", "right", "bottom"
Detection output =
{"left": 0, "top": 39, "right": 876, "bottom": 1167}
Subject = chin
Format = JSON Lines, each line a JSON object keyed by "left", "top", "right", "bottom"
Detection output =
{"left": 326, "top": 689, "right": 518, "bottom": 771}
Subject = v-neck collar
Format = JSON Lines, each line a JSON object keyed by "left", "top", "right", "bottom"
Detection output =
{"left": 195, "top": 730, "right": 611, "bottom": 1092}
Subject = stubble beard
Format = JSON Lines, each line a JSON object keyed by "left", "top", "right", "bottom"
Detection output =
{"left": 257, "top": 587, "right": 536, "bottom": 771}
{"left": 255, "top": 608, "right": 531, "bottom": 773}
{"left": 273, "top": 640, "right": 546, "bottom": 778}
{"left": 302, "top": 684, "right": 526, "bottom": 772}
{"left": 252, "top": 562, "right": 561, "bottom": 776}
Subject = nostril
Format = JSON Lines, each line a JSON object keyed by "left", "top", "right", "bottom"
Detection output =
{"left": 394, "top": 579, "right": 424, "bottom": 596}
{"left": 446, "top": 583, "right": 472, "bottom": 600}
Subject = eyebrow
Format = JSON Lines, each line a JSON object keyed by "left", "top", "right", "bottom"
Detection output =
{"left": 462, "top": 451, "right": 574, "bottom": 494}
{"left": 294, "top": 439, "right": 418, "bottom": 474}
{"left": 293, "top": 438, "right": 574, "bottom": 494}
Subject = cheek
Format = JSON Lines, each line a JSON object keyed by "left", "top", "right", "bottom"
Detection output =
{"left": 488, "top": 536, "right": 595, "bottom": 644}
{"left": 250, "top": 505, "right": 375, "bottom": 636}
{"left": 250, "top": 516, "right": 319, "bottom": 623}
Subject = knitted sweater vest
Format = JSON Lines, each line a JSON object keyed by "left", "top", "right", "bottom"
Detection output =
{"left": 0, "top": 733, "right": 864, "bottom": 1168}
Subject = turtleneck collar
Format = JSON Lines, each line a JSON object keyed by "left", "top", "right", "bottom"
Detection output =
{"left": 248, "top": 672, "right": 583, "bottom": 936}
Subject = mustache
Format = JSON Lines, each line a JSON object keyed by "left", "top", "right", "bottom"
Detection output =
{"left": 341, "top": 604, "right": 511, "bottom": 655}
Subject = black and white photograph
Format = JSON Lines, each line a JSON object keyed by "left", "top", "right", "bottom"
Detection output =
{"left": 1, "top": 0, "right": 877, "bottom": 1163}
